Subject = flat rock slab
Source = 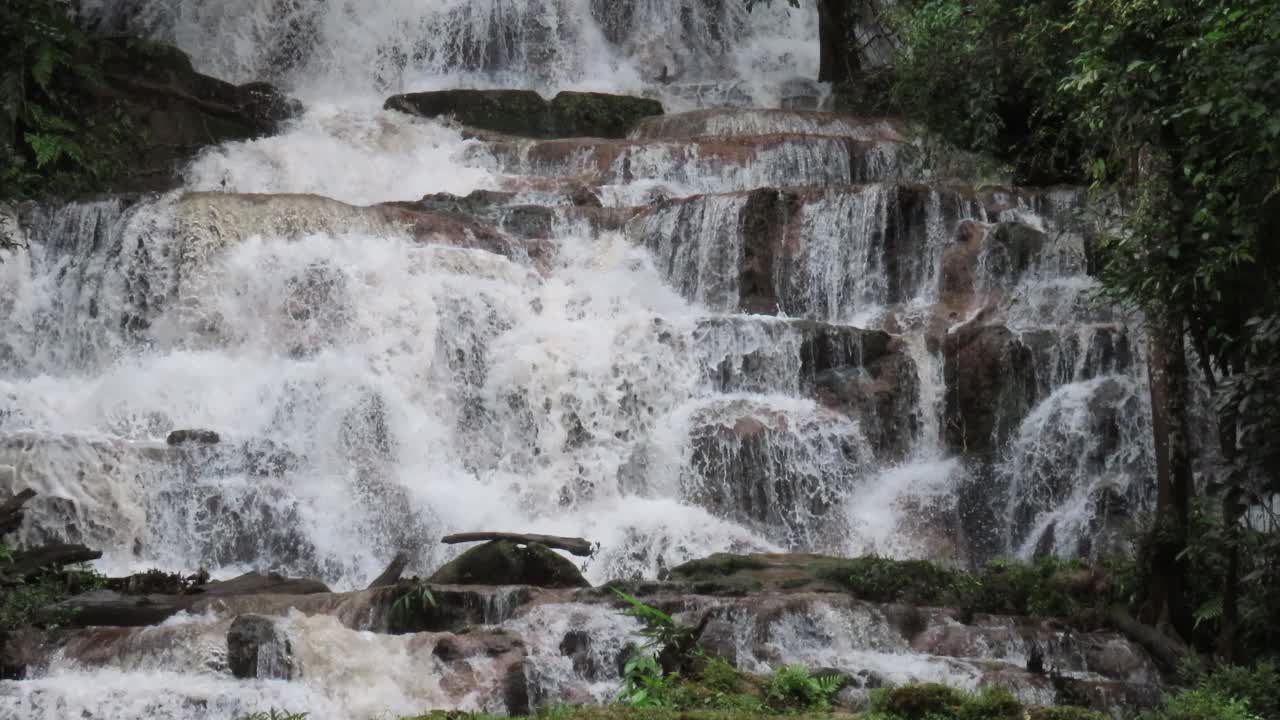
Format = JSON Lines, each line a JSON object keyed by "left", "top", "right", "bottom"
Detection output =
{"left": 385, "top": 89, "right": 663, "bottom": 139}
{"left": 442, "top": 532, "right": 593, "bottom": 557}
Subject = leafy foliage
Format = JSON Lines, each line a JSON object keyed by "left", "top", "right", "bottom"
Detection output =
{"left": 238, "top": 711, "right": 309, "bottom": 720}
{"left": 885, "top": 0, "right": 1280, "bottom": 664}
{"left": 619, "top": 654, "right": 680, "bottom": 708}
{"left": 0, "top": 564, "right": 107, "bottom": 631}
{"left": 764, "top": 665, "right": 845, "bottom": 712}
{"left": 1, "top": 0, "right": 136, "bottom": 197}
{"left": 827, "top": 555, "right": 1128, "bottom": 622}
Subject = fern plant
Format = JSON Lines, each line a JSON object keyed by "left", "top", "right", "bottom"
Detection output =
{"left": 1, "top": 0, "right": 134, "bottom": 198}
{"left": 765, "top": 664, "right": 846, "bottom": 711}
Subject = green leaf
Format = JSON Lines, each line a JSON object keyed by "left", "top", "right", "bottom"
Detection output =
{"left": 31, "top": 42, "right": 58, "bottom": 90}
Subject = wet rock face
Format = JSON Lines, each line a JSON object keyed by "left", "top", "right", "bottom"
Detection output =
{"left": 428, "top": 541, "right": 590, "bottom": 589}
{"left": 385, "top": 89, "right": 663, "bottom": 139}
{"left": 943, "top": 323, "right": 1036, "bottom": 457}
{"left": 226, "top": 614, "right": 294, "bottom": 680}
{"left": 799, "top": 325, "right": 920, "bottom": 459}
{"left": 84, "top": 38, "right": 299, "bottom": 192}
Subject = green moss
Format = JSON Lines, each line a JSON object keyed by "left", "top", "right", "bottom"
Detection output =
{"left": 428, "top": 540, "right": 588, "bottom": 589}
{"left": 871, "top": 683, "right": 966, "bottom": 720}
{"left": 826, "top": 557, "right": 965, "bottom": 605}
{"left": 671, "top": 554, "right": 770, "bottom": 579}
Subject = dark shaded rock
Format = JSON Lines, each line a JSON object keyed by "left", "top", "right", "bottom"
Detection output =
{"left": 166, "top": 429, "right": 220, "bottom": 446}
{"left": 686, "top": 403, "right": 862, "bottom": 548}
{"left": 428, "top": 540, "right": 588, "bottom": 588}
{"left": 990, "top": 222, "right": 1047, "bottom": 277}
{"left": 385, "top": 89, "right": 662, "bottom": 139}
{"left": 0, "top": 488, "right": 36, "bottom": 537}
{"left": 503, "top": 659, "right": 532, "bottom": 716}
{"left": 0, "top": 628, "right": 47, "bottom": 680}
{"left": 942, "top": 323, "right": 1036, "bottom": 456}
{"left": 41, "top": 590, "right": 184, "bottom": 627}
{"left": 79, "top": 38, "right": 299, "bottom": 192}
{"left": 382, "top": 584, "right": 534, "bottom": 634}
{"left": 203, "top": 572, "right": 330, "bottom": 597}
{"left": 798, "top": 324, "right": 920, "bottom": 459}
{"left": 738, "top": 188, "right": 801, "bottom": 314}
{"left": 227, "top": 614, "right": 293, "bottom": 680}
{"left": 559, "top": 629, "right": 602, "bottom": 678}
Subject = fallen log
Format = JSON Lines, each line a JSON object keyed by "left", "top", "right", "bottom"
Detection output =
{"left": 1106, "top": 605, "right": 1190, "bottom": 672}
{"left": 367, "top": 552, "right": 409, "bottom": 589}
{"left": 39, "top": 590, "right": 186, "bottom": 627}
{"left": 0, "top": 488, "right": 37, "bottom": 537}
{"left": 441, "top": 532, "right": 594, "bottom": 557}
{"left": 0, "top": 543, "right": 102, "bottom": 585}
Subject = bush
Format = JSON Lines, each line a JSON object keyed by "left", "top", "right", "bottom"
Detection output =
{"left": 836, "top": 557, "right": 965, "bottom": 605}
{"left": 1149, "top": 689, "right": 1263, "bottom": 720}
{"left": 1186, "top": 662, "right": 1280, "bottom": 720}
{"left": 870, "top": 683, "right": 965, "bottom": 720}
{"left": 764, "top": 665, "right": 845, "bottom": 712}
{"left": 953, "top": 686, "right": 1022, "bottom": 720}
{"left": 700, "top": 656, "right": 743, "bottom": 694}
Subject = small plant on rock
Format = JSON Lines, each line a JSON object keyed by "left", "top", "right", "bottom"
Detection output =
{"left": 619, "top": 653, "right": 679, "bottom": 708}
{"left": 238, "top": 711, "right": 308, "bottom": 720}
{"left": 765, "top": 664, "right": 846, "bottom": 712}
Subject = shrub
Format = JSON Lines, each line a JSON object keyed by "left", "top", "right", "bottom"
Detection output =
{"left": 700, "top": 656, "right": 742, "bottom": 694}
{"left": 1186, "top": 662, "right": 1280, "bottom": 720}
{"left": 870, "top": 683, "right": 965, "bottom": 720}
{"left": 1148, "top": 689, "right": 1263, "bottom": 720}
{"left": 953, "top": 686, "right": 1022, "bottom": 720}
{"left": 764, "top": 665, "right": 846, "bottom": 712}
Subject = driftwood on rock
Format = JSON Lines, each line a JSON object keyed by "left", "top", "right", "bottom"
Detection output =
{"left": 0, "top": 544, "right": 102, "bottom": 585}
{"left": 442, "top": 532, "right": 594, "bottom": 557}
{"left": 0, "top": 488, "right": 36, "bottom": 537}
{"left": 367, "top": 552, "right": 409, "bottom": 589}
{"left": 41, "top": 590, "right": 186, "bottom": 627}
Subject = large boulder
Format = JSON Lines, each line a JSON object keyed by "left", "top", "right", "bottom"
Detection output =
{"left": 385, "top": 89, "right": 663, "bottom": 139}
{"left": 78, "top": 38, "right": 300, "bottom": 192}
{"left": 226, "top": 614, "right": 294, "bottom": 680}
{"left": 942, "top": 323, "right": 1036, "bottom": 457}
{"left": 428, "top": 540, "right": 589, "bottom": 588}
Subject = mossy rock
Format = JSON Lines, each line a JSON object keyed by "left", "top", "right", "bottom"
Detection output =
{"left": 548, "top": 91, "right": 664, "bottom": 138}
{"left": 428, "top": 540, "right": 589, "bottom": 588}
{"left": 873, "top": 683, "right": 966, "bottom": 720}
{"left": 384, "top": 89, "right": 663, "bottom": 139}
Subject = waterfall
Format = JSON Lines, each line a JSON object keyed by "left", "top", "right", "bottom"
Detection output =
{"left": 0, "top": 1, "right": 1159, "bottom": 716}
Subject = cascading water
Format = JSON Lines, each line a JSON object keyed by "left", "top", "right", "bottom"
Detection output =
{"left": 0, "top": 1, "right": 1159, "bottom": 717}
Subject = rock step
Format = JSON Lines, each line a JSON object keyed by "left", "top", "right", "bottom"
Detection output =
{"left": 12, "top": 558, "right": 1161, "bottom": 713}
{"left": 629, "top": 108, "right": 907, "bottom": 142}
{"left": 386, "top": 89, "right": 663, "bottom": 139}
{"left": 475, "top": 133, "right": 909, "bottom": 192}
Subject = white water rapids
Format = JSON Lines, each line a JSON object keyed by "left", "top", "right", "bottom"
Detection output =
{"left": 0, "top": 1, "right": 1156, "bottom": 717}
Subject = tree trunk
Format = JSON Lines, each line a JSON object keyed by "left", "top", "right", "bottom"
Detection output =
{"left": 816, "top": 0, "right": 861, "bottom": 84}
{"left": 1143, "top": 308, "right": 1194, "bottom": 641}
{"left": 1216, "top": 358, "right": 1242, "bottom": 662}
